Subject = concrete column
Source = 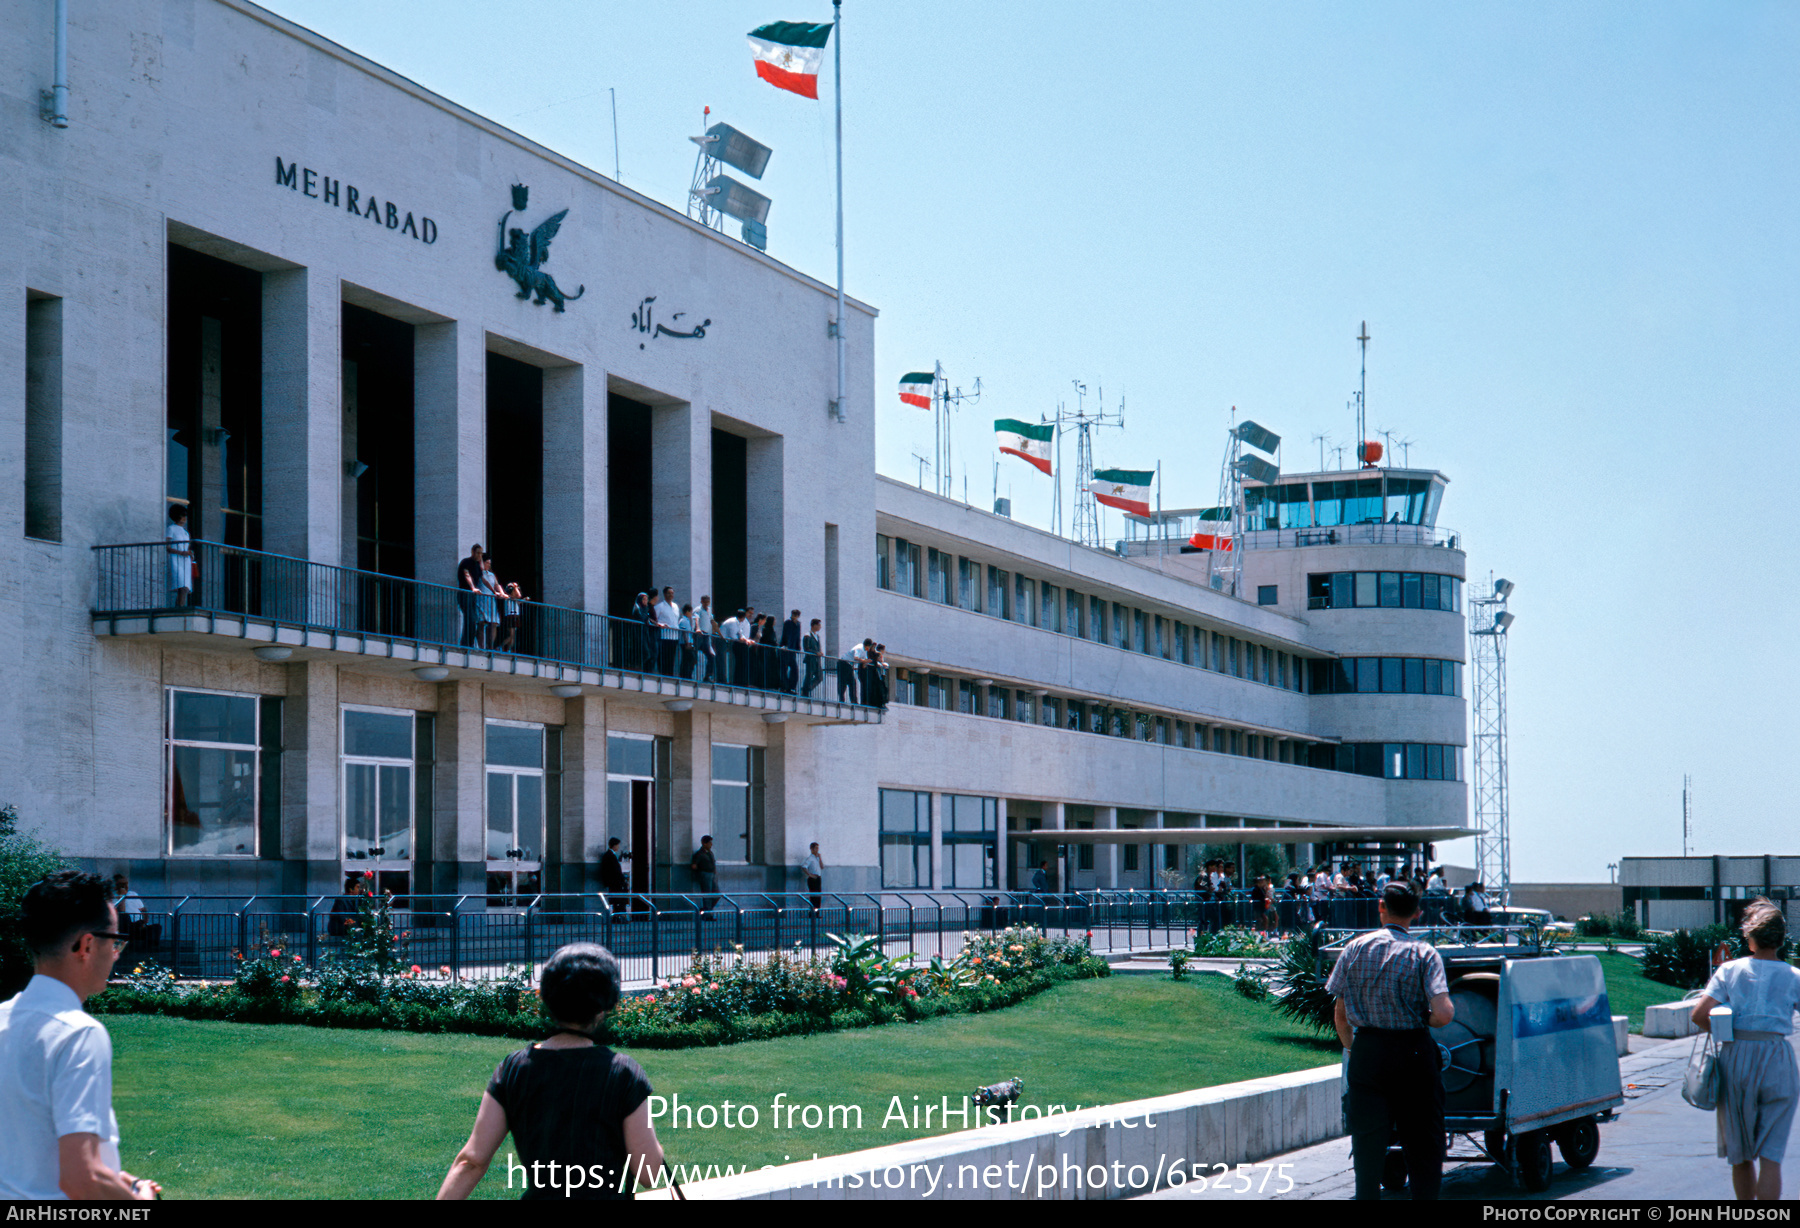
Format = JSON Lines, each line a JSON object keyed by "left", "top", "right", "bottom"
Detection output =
{"left": 651, "top": 402, "right": 710, "bottom": 605}
{"left": 763, "top": 719, "right": 791, "bottom": 881}
{"left": 414, "top": 321, "right": 484, "bottom": 589}
{"left": 1152, "top": 810, "right": 1165, "bottom": 887}
{"left": 1097, "top": 806, "right": 1118, "bottom": 889}
{"left": 560, "top": 694, "right": 606, "bottom": 893}
{"left": 280, "top": 660, "right": 339, "bottom": 886}
{"left": 434, "top": 680, "right": 487, "bottom": 896}
{"left": 197, "top": 317, "right": 225, "bottom": 544}
{"left": 993, "top": 797, "right": 1008, "bottom": 891}
{"left": 928, "top": 793, "right": 944, "bottom": 891}
{"left": 745, "top": 435, "right": 785, "bottom": 613}
{"left": 670, "top": 710, "right": 712, "bottom": 885}
{"left": 543, "top": 364, "right": 605, "bottom": 610}
{"left": 1043, "top": 801, "right": 1064, "bottom": 893}
{"left": 339, "top": 358, "right": 358, "bottom": 566}
{"left": 262, "top": 266, "right": 341, "bottom": 562}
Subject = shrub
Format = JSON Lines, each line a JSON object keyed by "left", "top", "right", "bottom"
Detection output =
{"left": 0, "top": 804, "right": 71, "bottom": 1000}
{"left": 1639, "top": 925, "right": 1790, "bottom": 991}
{"left": 1169, "top": 950, "right": 1190, "bottom": 980}
{"left": 1263, "top": 928, "right": 1337, "bottom": 1035}
{"left": 1576, "top": 909, "right": 1641, "bottom": 941}
{"left": 1192, "top": 926, "right": 1283, "bottom": 959}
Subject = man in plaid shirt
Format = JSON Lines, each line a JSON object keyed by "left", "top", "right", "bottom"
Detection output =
{"left": 1326, "top": 880, "right": 1455, "bottom": 1199}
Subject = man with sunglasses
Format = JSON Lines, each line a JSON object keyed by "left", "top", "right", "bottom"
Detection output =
{"left": 0, "top": 870, "right": 159, "bottom": 1199}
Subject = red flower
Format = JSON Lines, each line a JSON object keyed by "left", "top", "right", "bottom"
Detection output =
{"left": 363, "top": 870, "right": 375, "bottom": 879}
{"left": 270, "top": 949, "right": 281, "bottom": 958}
{"left": 410, "top": 965, "right": 422, "bottom": 975}
{"left": 280, "top": 975, "right": 290, "bottom": 983}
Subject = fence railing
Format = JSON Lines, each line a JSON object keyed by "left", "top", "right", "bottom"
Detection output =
{"left": 92, "top": 541, "right": 874, "bottom": 706}
{"left": 1240, "top": 524, "right": 1462, "bottom": 551}
{"left": 116, "top": 890, "right": 1402, "bottom": 986}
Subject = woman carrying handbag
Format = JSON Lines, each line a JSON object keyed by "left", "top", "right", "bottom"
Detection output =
{"left": 1689, "top": 899, "right": 1800, "bottom": 1201}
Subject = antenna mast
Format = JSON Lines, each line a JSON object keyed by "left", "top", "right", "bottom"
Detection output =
{"left": 1045, "top": 381, "right": 1124, "bottom": 548}
{"left": 1470, "top": 572, "right": 1516, "bottom": 904}
{"left": 931, "top": 364, "right": 981, "bottom": 500}
{"left": 1682, "top": 775, "right": 1692, "bottom": 858}
{"left": 1355, "top": 321, "right": 1371, "bottom": 465}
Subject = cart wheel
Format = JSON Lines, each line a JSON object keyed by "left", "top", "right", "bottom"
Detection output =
{"left": 1381, "top": 1148, "right": 1408, "bottom": 1192}
{"left": 1516, "top": 1129, "right": 1554, "bottom": 1192}
{"left": 1556, "top": 1117, "right": 1599, "bottom": 1171}
{"left": 1484, "top": 1129, "right": 1508, "bottom": 1164}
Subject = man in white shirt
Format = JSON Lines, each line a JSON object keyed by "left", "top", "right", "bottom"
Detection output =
{"left": 165, "top": 505, "right": 193, "bottom": 606}
{"left": 836, "top": 642, "right": 859, "bottom": 703}
{"left": 696, "top": 596, "right": 719, "bottom": 682}
{"left": 653, "top": 586, "right": 681, "bottom": 676}
{"left": 0, "top": 871, "right": 158, "bottom": 1200}
{"left": 718, "top": 610, "right": 742, "bottom": 685}
{"left": 800, "top": 842, "right": 824, "bottom": 912}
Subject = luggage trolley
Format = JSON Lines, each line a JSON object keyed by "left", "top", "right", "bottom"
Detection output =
{"left": 1321, "top": 925, "right": 1626, "bottom": 1193}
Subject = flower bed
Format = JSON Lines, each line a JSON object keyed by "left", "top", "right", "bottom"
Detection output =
{"left": 90, "top": 925, "right": 1108, "bottom": 1048}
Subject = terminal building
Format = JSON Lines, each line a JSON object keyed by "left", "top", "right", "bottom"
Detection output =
{"left": 1, "top": 0, "right": 1471, "bottom": 903}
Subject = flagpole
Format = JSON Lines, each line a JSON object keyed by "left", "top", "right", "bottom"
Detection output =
{"left": 832, "top": 0, "right": 845, "bottom": 422}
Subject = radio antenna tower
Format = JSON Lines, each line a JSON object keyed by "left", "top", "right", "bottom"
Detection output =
{"left": 1044, "top": 380, "right": 1123, "bottom": 547}
{"left": 1682, "top": 775, "right": 1693, "bottom": 857}
{"left": 1354, "top": 321, "right": 1375, "bottom": 466}
{"left": 1470, "top": 573, "right": 1517, "bottom": 904}
{"left": 928, "top": 362, "right": 981, "bottom": 501}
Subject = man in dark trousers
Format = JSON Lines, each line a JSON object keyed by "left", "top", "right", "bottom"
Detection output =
{"left": 1327, "top": 880, "right": 1455, "bottom": 1199}
{"left": 780, "top": 609, "right": 803, "bottom": 693}
{"left": 690, "top": 835, "right": 719, "bottom": 917}
{"left": 697, "top": 595, "right": 719, "bottom": 682}
{"left": 801, "top": 619, "right": 824, "bottom": 698}
{"left": 455, "top": 544, "right": 484, "bottom": 648}
{"left": 599, "top": 837, "right": 629, "bottom": 921}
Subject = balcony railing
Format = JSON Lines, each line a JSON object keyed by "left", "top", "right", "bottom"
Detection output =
{"left": 1239, "top": 524, "right": 1462, "bottom": 551}
{"left": 92, "top": 541, "right": 874, "bottom": 709}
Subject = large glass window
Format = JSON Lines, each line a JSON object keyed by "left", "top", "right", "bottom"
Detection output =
{"left": 958, "top": 557, "right": 980, "bottom": 610}
{"left": 1039, "top": 581, "right": 1059, "bottom": 632}
{"left": 958, "top": 679, "right": 979, "bottom": 714}
{"left": 711, "top": 744, "right": 765, "bottom": 864}
{"left": 880, "top": 789, "right": 930, "bottom": 888}
{"left": 894, "top": 538, "right": 922, "bottom": 598}
{"left": 1329, "top": 742, "right": 1464, "bottom": 780}
{"left": 1133, "top": 610, "right": 1148, "bottom": 653}
{"left": 942, "top": 795, "right": 997, "bottom": 888}
{"left": 1275, "top": 482, "right": 1313, "bottom": 528}
{"left": 167, "top": 689, "right": 260, "bottom": 856}
{"left": 927, "top": 548, "right": 952, "bottom": 604}
{"left": 987, "top": 566, "right": 1008, "bottom": 619}
{"left": 875, "top": 534, "right": 891, "bottom": 590}
{"left": 987, "top": 686, "right": 1010, "bottom": 720}
{"left": 486, "top": 721, "right": 545, "bottom": 904}
{"left": 342, "top": 708, "right": 414, "bottom": 871}
{"left": 1064, "top": 588, "right": 1082, "bottom": 637}
{"left": 1013, "top": 572, "right": 1034, "bottom": 624}
{"left": 1089, "top": 596, "right": 1106, "bottom": 644}
{"left": 1112, "top": 603, "right": 1130, "bottom": 650}
{"left": 1309, "top": 571, "right": 1464, "bottom": 612}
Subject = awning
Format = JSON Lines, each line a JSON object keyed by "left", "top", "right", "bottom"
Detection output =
{"left": 1005, "top": 826, "right": 1474, "bottom": 846}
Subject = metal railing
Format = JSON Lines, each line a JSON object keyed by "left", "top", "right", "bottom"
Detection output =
{"left": 1241, "top": 524, "right": 1461, "bottom": 551}
{"left": 91, "top": 541, "right": 873, "bottom": 706}
{"left": 113, "top": 889, "right": 1398, "bottom": 987}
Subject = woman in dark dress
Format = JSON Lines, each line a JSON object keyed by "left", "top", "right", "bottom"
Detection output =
{"left": 757, "top": 615, "right": 779, "bottom": 691}
{"left": 439, "top": 944, "right": 665, "bottom": 1199}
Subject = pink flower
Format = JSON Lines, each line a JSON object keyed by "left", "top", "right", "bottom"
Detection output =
{"left": 270, "top": 949, "right": 282, "bottom": 958}
{"left": 709, "top": 982, "right": 719, "bottom": 990}
{"left": 410, "top": 965, "right": 422, "bottom": 975}
{"left": 440, "top": 965, "right": 452, "bottom": 976}
{"left": 280, "top": 975, "right": 290, "bottom": 983}
{"left": 293, "top": 955, "right": 302, "bottom": 962}
{"left": 681, "top": 976, "right": 697, "bottom": 988}
{"left": 655, "top": 979, "right": 670, "bottom": 990}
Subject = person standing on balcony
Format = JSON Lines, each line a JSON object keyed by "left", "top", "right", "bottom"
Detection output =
{"left": 802, "top": 619, "right": 824, "bottom": 698}
{"left": 697, "top": 596, "right": 719, "bottom": 682}
{"left": 836, "top": 641, "right": 859, "bottom": 704}
{"left": 166, "top": 506, "right": 194, "bottom": 607}
{"left": 717, "top": 609, "right": 742, "bottom": 685}
{"left": 738, "top": 607, "right": 759, "bottom": 687}
{"left": 477, "top": 558, "right": 502, "bottom": 650}
{"left": 497, "top": 578, "right": 524, "bottom": 653}
{"left": 629, "top": 593, "right": 656, "bottom": 674}
{"left": 677, "top": 604, "right": 697, "bottom": 679}
{"left": 455, "top": 545, "right": 484, "bottom": 648}
{"left": 780, "top": 610, "right": 803, "bottom": 694}
{"left": 653, "top": 587, "right": 681, "bottom": 677}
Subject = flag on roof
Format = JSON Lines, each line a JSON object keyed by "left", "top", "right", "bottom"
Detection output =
{"left": 898, "top": 372, "right": 933, "bottom": 409}
{"left": 1188, "top": 532, "right": 1234, "bottom": 552}
{"left": 995, "top": 419, "right": 1054, "bottom": 475}
{"left": 1090, "top": 468, "right": 1154, "bottom": 516}
{"left": 747, "top": 21, "right": 834, "bottom": 99}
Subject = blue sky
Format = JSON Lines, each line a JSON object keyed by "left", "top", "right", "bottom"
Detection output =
{"left": 264, "top": 1, "right": 1800, "bottom": 882}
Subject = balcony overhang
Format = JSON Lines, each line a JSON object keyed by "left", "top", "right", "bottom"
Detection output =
{"left": 94, "top": 610, "right": 879, "bottom": 727}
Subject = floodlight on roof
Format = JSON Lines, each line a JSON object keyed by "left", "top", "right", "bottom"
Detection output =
{"left": 1494, "top": 611, "right": 1515, "bottom": 632}
{"left": 1494, "top": 578, "right": 1515, "bottom": 599}
{"left": 1235, "top": 420, "right": 1281, "bottom": 455}
{"left": 703, "top": 175, "right": 771, "bottom": 225}
{"left": 692, "top": 123, "right": 773, "bottom": 180}
{"left": 1233, "top": 454, "right": 1280, "bottom": 485}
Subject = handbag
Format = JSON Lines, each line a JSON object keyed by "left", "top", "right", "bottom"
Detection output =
{"left": 1680, "top": 1030, "right": 1721, "bottom": 1111}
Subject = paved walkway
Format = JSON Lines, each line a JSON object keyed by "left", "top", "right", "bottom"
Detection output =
{"left": 1142, "top": 1029, "right": 1800, "bottom": 1201}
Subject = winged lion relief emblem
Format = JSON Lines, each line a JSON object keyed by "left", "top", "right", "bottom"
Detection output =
{"left": 495, "top": 184, "right": 586, "bottom": 312}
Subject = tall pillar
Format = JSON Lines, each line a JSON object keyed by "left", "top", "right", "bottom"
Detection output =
{"left": 1097, "top": 806, "right": 1118, "bottom": 889}
{"left": 339, "top": 358, "right": 358, "bottom": 567}
{"left": 281, "top": 660, "right": 339, "bottom": 890}
{"left": 993, "top": 797, "right": 1008, "bottom": 891}
{"left": 650, "top": 402, "right": 710, "bottom": 605}
{"left": 560, "top": 694, "right": 607, "bottom": 893}
{"left": 1152, "top": 810, "right": 1165, "bottom": 887}
{"left": 414, "top": 321, "right": 485, "bottom": 589}
{"left": 670, "top": 710, "right": 712, "bottom": 887}
{"left": 543, "top": 365, "right": 605, "bottom": 610}
{"left": 197, "top": 317, "right": 226, "bottom": 544}
{"left": 262, "top": 267, "right": 341, "bottom": 562}
{"left": 1043, "top": 801, "right": 1065, "bottom": 893}
{"left": 744, "top": 435, "right": 785, "bottom": 613}
{"left": 435, "top": 680, "right": 487, "bottom": 896}
{"left": 928, "top": 793, "right": 944, "bottom": 892}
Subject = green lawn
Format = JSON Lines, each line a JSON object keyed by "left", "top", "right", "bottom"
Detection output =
{"left": 109, "top": 973, "right": 1337, "bottom": 1199}
{"left": 1594, "top": 951, "right": 1678, "bottom": 1034}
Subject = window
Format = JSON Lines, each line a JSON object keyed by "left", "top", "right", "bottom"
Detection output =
{"left": 895, "top": 539, "right": 922, "bottom": 597}
{"left": 1306, "top": 658, "right": 1465, "bottom": 697}
{"left": 928, "top": 675, "right": 951, "bottom": 709}
{"left": 1133, "top": 609, "right": 1147, "bottom": 654}
{"left": 1276, "top": 651, "right": 1288, "bottom": 689}
{"left": 1039, "top": 582, "right": 1059, "bottom": 632}
{"left": 987, "top": 566, "right": 1009, "bottom": 619}
{"left": 987, "top": 686, "right": 1010, "bottom": 720}
{"left": 167, "top": 689, "right": 260, "bottom": 856}
{"left": 928, "top": 548, "right": 952, "bottom": 604}
{"left": 875, "top": 534, "right": 891, "bottom": 590}
{"left": 1113, "top": 603, "right": 1129, "bottom": 649}
{"left": 1089, "top": 596, "right": 1106, "bottom": 644}
{"left": 880, "top": 789, "right": 930, "bottom": 888}
{"left": 1175, "top": 622, "right": 1189, "bottom": 664}
{"left": 1076, "top": 820, "right": 1094, "bottom": 871}
{"left": 1403, "top": 657, "right": 1425, "bottom": 694}
{"left": 958, "top": 679, "right": 979, "bottom": 714}
{"left": 1013, "top": 572, "right": 1034, "bottom": 624}
{"left": 25, "top": 295, "right": 63, "bottom": 542}
{"left": 1401, "top": 571, "right": 1422, "bottom": 609}
{"left": 1380, "top": 658, "right": 1403, "bottom": 693}
{"left": 958, "top": 557, "right": 980, "bottom": 610}
{"left": 1329, "top": 743, "right": 1464, "bottom": 780}
{"left": 1123, "top": 843, "right": 1139, "bottom": 872}
{"left": 942, "top": 795, "right": 997, "bottom": 888}
{"left": 1257, "top": 585, "right": 1278, "bottom": 606}
{"left": 1210, "top": 632, "right": 1223, "bottom": 672}
{"left": 1309, "top": 571, "right": 1465, "bottom": 613}
{"left": 1228, "top": 637, "right": 1240, "bottom": 677}
{"left": 486, "top": 721, "right": 546, "bottom": 904}
{"left": 1065, "top": 699, "right": 1085, "bottom": 731}
{"left": 1014, "top": 692, "right": 1034, "bottom": 723}
{"left": 1039, "top": 695, "right": 1060, "bottom": 727}
{"left": 1154, "top": 616, "right": 1167, "bottom": 658}
{"left": 343, "top": 707, "right": 414, "bottom": 871}
{"left": 1064, "top": 588, "right": 1082, "bottom": 637}
{"left": 711, "top": 744, "right": 765, "bottom": 863}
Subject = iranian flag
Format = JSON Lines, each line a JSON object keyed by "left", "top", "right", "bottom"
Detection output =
{"left": 1090, "top": 469, "right": 1155, "bottom": 517}
{"left": 747, "top": 21, "right": 834, "bottom": 99}
{"left": 1188, "top": 532, "right": 1234, "bottom": 552}
{"left": 995, "top": 419, "right": 1054, "bottom": 475}
{"left": 898, "top": 372, "right": 933, "bottom": 409}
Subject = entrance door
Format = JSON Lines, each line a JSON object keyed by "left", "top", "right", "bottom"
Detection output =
{"left": 341, "top": 708, "right": 415, "bottom": 899}
{"left": 630, "top": 780, "right": 653, "bottom": 893}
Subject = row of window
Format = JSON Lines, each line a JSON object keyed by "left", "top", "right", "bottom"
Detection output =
{"left": 879, "top": 790, "right": 998, "bottom": 890}
{"left": 1325, "top": 743, "right": 1465, "bottom": 781}
{"left": 876, "top": 534, "right": 1306, "bottom": 693}
{"left": 1307, "top": 571, "right": 1463, "bottom": 612}
{"left": 1245, "top": 475, "right": 1441, "bottom": 531}
{"left": 1306, "top": 658, "right": 1465, "bottom": 697}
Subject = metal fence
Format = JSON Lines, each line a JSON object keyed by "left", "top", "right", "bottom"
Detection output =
{"left": 117, "top": 890, "right": 1400, "bottom": 985}
{"left": 92, "top": 540, "right": 871, "bottom": 704}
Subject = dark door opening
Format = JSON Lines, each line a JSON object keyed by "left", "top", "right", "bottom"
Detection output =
{"left": 606, "top": 393, "right": 653, "bottom": 618}
{"left": 486, "top": 353, "right": 544, "bottom": 630}
{"left": 343, "top": 303, "right": 415, "bottom": 581}
{"left": 167, "top": 245, "right": 263, "bottom": 551}
{"left": 711, "top": 428, "right": 748, "bottom": 616}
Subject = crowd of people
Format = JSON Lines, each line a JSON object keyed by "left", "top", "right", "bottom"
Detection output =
{"left": 617, "top": 586, "right": 891, "bottom": 706}
{"left": 1182, "top": 859, "right": 1478, "bottom": 936}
